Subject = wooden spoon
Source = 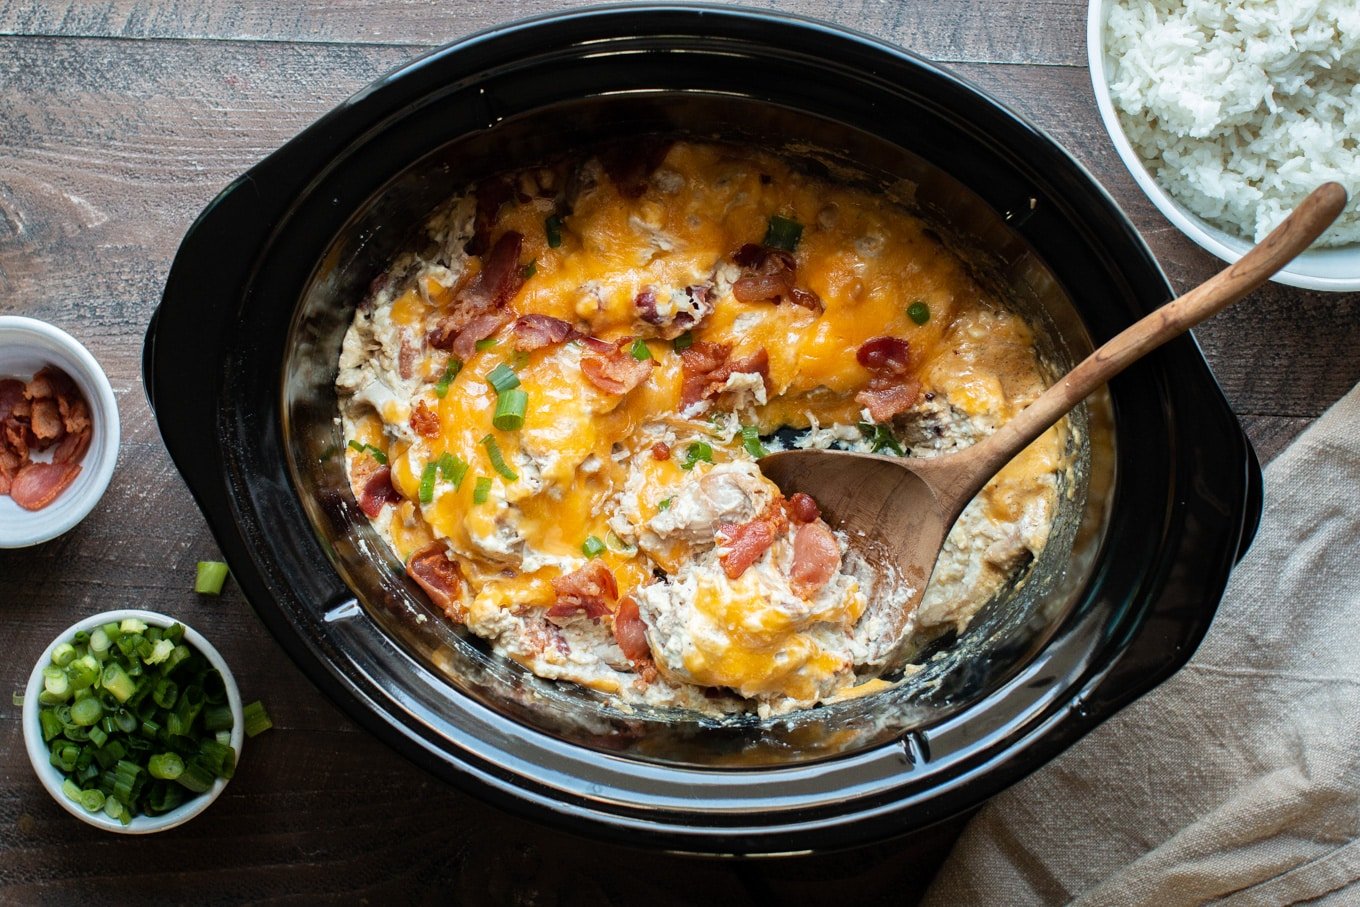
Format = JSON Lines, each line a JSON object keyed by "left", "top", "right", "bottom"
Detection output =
{"left": 759, "top": 182, "right": 1347, "bottom": 639}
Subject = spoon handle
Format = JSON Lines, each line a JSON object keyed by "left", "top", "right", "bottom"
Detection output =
{"left": 955, "top": 181, "right": 1348, "bottom": 498}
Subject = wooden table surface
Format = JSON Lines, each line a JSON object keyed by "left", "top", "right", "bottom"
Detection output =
{"left": 2, "top": 0, "right": 1356, "bottom": 902}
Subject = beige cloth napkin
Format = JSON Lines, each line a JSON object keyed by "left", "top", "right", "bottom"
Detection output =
{"left": 923, "top": 383, "right": 1360, "bottom": 906}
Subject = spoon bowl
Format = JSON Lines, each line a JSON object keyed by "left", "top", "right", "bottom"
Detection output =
{"left": 762, "top": 182, "right": 1347, "bottom": 638}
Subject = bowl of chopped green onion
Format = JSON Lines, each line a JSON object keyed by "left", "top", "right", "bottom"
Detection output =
{"left": 22, "top": 609, "right": 245, "bottom": 833}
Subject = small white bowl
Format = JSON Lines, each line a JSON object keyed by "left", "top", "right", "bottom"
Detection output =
{"left": 0, "top": 316, "right": 120, "bottom": 547}
{"left": 1087, "top": 0, "right": 1360, "bottom": 292}
{"left": 23, "top": 609, "right": 245, "bottom": 834}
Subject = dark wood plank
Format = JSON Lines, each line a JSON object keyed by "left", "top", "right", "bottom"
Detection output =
{"left": 0, "top": 0, "right": 1088, "bottom": 65}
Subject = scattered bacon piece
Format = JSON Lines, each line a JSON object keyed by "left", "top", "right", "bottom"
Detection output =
{"left": 854, "top": 336, "right": 922, "bottom": 422}
{"left": 0, "top": 379, "right": 25, "bottom": 422}
{"left": 856, "top": 336, "right": 911, "bottom": 376}
{"left": 410, "top": 400, "right": 440, "bottom": 438}
{"left": 398, "top": 335, "right": 418, "bottom": 381}
{"left": 581, "top": 346, "right": 654, "bottom": 395}
{"left": 731, "top": 244, "right": 824, "bottom": 313}
{"left": 58, "top": 394, "right": 90, "bottom": 436}
{"left": 359, "top": 466, "right": 401, "bottom": 518}
{"left": 717, "top": 504, "right": 789, "bottom": 580}
{"left": 635, "top": 284, "right": 715, "bottom": 338}
{"left": 613, "top": 595, "right": 654, "bottom": 666}
{"left": 10, "top": 461, "right": 81, "bottom": 511}
{"left": 512, "top": 314, "right": 578, "bottom": 351}
{"left": 679, "top": 341, "right": 772, "bottom": 408}
{"left": 786, "top": 492, "right": 821, "bottom": 524}
{"left": 407, "top": 543, "right": 465, "bottom": 616}
{"left": 429, "top": 231, "right": 525, "bottom": 354}
{"left": 856, "top": 378, "right": 923, "bottom": 423}
{"left": 650, "top": 442, "right": 671, "bottom": 461}
{"left": 29, "top": 398, "right": 63, "bottom": 442}
{"left": 548, "top": 562, "right": 619, "bottom": 620}
{"left": 53, "top": 427, "right": 91, "bottom": 466}
{"left": 790, "top": 520, "right": 842, "bottom": 598}
{"left": 599, "top": 138, "right": 674, "bottom": 199}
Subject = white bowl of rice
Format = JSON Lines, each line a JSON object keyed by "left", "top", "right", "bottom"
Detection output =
{"left": 1088, "top": 0, "right": 1360, "bottom": 292}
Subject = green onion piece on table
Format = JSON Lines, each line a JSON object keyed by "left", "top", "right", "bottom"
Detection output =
{"left": 763, "top": 214, "right": 804, "bottom": 252}
{"left": 481, "top": 435, "right": 518, "bottom": 481}
{"left": 242, "top": 700, "right": 273, "bottom": 738}
{"left": 493, "top": 388, "right": 528, "bottom": 431}
{"left": 195, "top": 561, "right": 230, "bottom": 595}
{"left": 473, "top": 476, "right": 492, "bottom": 505}
{"left": 907, "top": 300, "right": 930, "bottom": 325}
{"left": 486, "top": 363, "right": 520, "bottom": 393}
{"left": 418, "top": 462, "right": 437, "bottom": 505}
{"left": 582, "top": 536, "right": 606, "bottom": 558}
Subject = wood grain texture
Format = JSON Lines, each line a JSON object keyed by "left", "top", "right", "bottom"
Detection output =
{"left": 0, "top": 0, "right": 1088, "bottom": 65}
{"left": 1, "top": 0, "right": 1357, "bottom": 901}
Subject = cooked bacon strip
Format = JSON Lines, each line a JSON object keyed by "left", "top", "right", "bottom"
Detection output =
{"left": 448, "top": 312, "right": 511, "bottom": 361}
{"left": 407, "top": 543, "right": 464, "bottom": 615}
{"left": 786, "top": 492, "right": 821, "bottom": 524}
{"left": 731, "top": 243, "right": 824, "bottom": 313}
{"left": 398, "top": 335, "right": 418, "bottom": 381}
{"left": 679, "top": 341, "right": 771, "bottom": 408}
{"left": 10, "top": 461, "right": 81, "bottom": 511}
{"left": 599, "top": 138, "right": 673, "bottom": 199}
{"left": 613, "top": 595, "right": 654, "bottom": 668}
{"left": 856, "top": 378, "right": 923, "bottom": 423}
{"left": 359, "top": 466, "right": 401, "bottom": 518}
{"left": 0, "top": 379, "right": 25, "bottom": 422}
{"left": 581, "top": 346, "right": 654, "bottom": 395}
{"left": 548, "top": 562, "right": 619, "bottom": 620}
{"left": 854, "top": 336, "right": 922, "bottom": 422}
{"left": 53, "top": 427, "right": 91, "bottom": 466}
{"left": 410, "top": 400, "right": 440, "bottom": 438}
{"left": 4, "top": 418, "right": 30, "bottom": 462}
{"left": 790, "top": 520, "right": 842, "bottom": 598}
{"left": 429, "top": 231, "right": 525, "bottom": 353}
{"left": 856, "top": 336, "right": 911, "bottom": 376}
{"left": 57, "top": 394, "right": 90, "bottom": 436}
{"left": 512, "top": 314, "right": 578, "bottom": 351}
{"left": 29, "top": 398, "right": 63, "bottom": 443}
{"left": 0, "top": 447, "right": 21, "bottom": 495}
{"left": 717, "top": 504, "right": 789, "bottom": 581}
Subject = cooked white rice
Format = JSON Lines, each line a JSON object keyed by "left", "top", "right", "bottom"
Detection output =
{"left": 1106, "top": 0, "right": 1360, "bottom": 247}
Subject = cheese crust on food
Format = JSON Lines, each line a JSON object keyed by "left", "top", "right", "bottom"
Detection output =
{"left": 337, "top": 140, "right": 1067, "bottom": 716}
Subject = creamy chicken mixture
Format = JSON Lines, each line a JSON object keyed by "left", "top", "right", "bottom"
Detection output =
{"left": 337, "top": 141, "right": 1066, "bottom": 716}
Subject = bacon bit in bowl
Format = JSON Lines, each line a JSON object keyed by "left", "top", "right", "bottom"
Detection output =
{"left": 0, "top": 365, "right": 92, "bottom": 510}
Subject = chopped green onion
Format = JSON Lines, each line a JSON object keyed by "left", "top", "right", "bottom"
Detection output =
{"left": 763, "top": 214, "right": 804, "bottom": 252}
{"left": 145, "top": 638, "right": 174, "bottom": 665}
{"left": 70, "top": 696, "right": 103, "bottom": 727}
{"left": 545, "top": 214, "right": 564, "bottom": 248}
{"left": 61, "top": 778, "right": 82, "bottom": 802}
{"left": 605, "top": 531, "right": 637, "bottom": 556}
{"left": 437, "top": 452, "right": 469, "bottom": 489}
{"left": 907, "top": 300, "right": 930, "bottom": 325}
{"left": 102, "top": 663, "right": 136, "bottom": 703}
{"left": 243, "top": 700, "right": 273, "bottom": 738}
{"left": 858, "top": 422, "right": 905, "bottom": 456}
{"left": 473, "top": 476, "right": 492, "bottom": 504}
{"left": 51, "top": 642, "right": 77, "bottom": 667}
{"left": 582, "top": 536, "right": 606, "bottom": 558}
{"left": 629, "top": 338, "right": 652, "bottom": 361}
{"left": 434, "top": 359, "right": 462, "bottom": 398}
{"left": 475, "top": 337, "right": 499, "bottom": 352}
{"left": 486, "top": 363, "right": 521, "bottom": 393}
{"left": 492, "top": 388, "right": 528, "bottom": 431}
{"left": 175, "top": 757, "right": 215, "bottom": 794}
{"left": 657, "top": 497, "right": 672, "bottom": 512}
{"left": 103, "top": 795, "right": 131, "bottom": 826}
{"left": 419, "top": 462, "right": 437, "bottom": 505}
{"left": 195, "top": 561, "right": 230, "bottom": 595}
{"left": 680, "top": 441, "right": 714, "bottom": 470}
{"left": 120, "top": 618, "right": 148, "bottom": 635}
{"left": 481, "top": 434, "right": 518, "bottom": 481}
{"left": 147, "top": 752, "right": 185, "bottom": 781}
{"left": 740, "top": 425, "right": 768, "bottom": 458}
{"left": 202, "top": 704, "right": 233, "bottom": 734}
{"left": 521, "top": 259, "right": 537, "bottom": 279}
{"left": 79, "top": 788, "right": 106, "bottom": 812}
{"left": 673, "top": 331, "right": 694, "bottom": 352}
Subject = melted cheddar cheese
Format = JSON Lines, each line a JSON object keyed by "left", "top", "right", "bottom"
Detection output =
{"left": 337, "top": 140, "right": 1067, "bottom": 715}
